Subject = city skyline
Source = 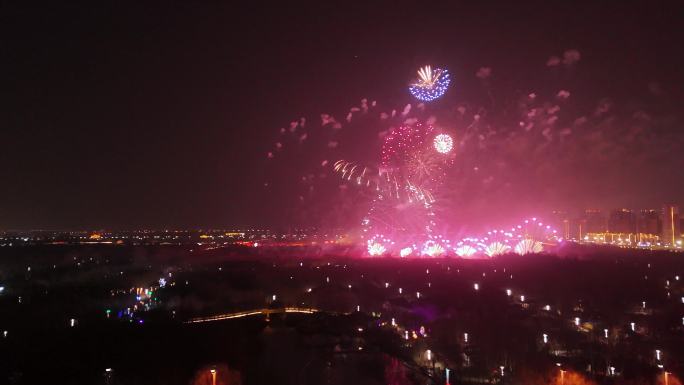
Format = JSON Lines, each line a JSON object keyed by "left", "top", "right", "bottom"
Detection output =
{"left": 2, "top": 204, "right": 681, "bottom": 251}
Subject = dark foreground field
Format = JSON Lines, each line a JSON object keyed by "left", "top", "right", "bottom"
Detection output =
{"left": 1, "top": 244, "right": 683, "bottom": 384}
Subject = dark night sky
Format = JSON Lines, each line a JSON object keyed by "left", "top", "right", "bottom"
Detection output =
{"left": 1, "top": 1, "right": 683, "bottom": 230}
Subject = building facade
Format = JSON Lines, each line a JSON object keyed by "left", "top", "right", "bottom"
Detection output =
{"left": 661, "top": 204, "right": 681, "bottom": 246}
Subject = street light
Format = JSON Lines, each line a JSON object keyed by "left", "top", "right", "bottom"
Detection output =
{"left": 104, "top": 368, "right": 113, "bottom": 385}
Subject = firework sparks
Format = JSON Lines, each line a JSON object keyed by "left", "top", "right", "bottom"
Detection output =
{"left": 456, "top": 244, "right": 478, "bottom": 258}
{"left": 433, "top": 134, "right": 454, "bottom": 154}
{"left": 422, "top": 240, "right": 445, "bottom": 257}
{"left": 514, "top": 238, "right": 544, "bottom": 255}
{"left": 367, "top": 241, "right": 387, "bottom": 256}
{"left": 485, "top": 242, "right": 511, "bottom": 257}
{"left": 407, "top": 150, "right": 441, "bottom": 182}
{"left": 409, "top": 66, "right": 451, "bottom": 102}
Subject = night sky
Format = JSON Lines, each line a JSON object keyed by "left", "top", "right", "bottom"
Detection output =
{"left": 2, "top": 1, "right": 683, "bottom": 230}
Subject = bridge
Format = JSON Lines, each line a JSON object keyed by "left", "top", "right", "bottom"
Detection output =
{"left": 185, "top": 307, "right": 319, "bottom": 324}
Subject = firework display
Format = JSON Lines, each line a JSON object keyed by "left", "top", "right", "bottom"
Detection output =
{"left": 409, "top": 65, "right": 451, "bottom": 102}
{"left": 422, "top": 240, "right": 446, "bottom": 257}
{"left": 455, "top": 244, "right": 477, "bottom": 258}
{"left": 484, "top": 241, "right": 510, "bottom": 257}
{"left": 357, "top": 121, "right": 458, "bottom": 251}
{"left": 367, "top": 240, "right": 387, "bottom": 256}
{"left": 514, "top": 239, "right": 544, "bottom": 255}
{"left": 263, "top": 52, "right": 675, "bottom": 258}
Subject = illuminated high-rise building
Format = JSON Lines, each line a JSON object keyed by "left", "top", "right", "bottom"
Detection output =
{"left": 584, "top": 210, "right": 607, "bottom": 233}
{"left": 608, "top": 209, "right": 636, "bottom": 234}
{"left": 550, "top": 210, "right": 571, "bottom": 239}
{"left": 661, "top": 204, "right": 680, "bottom": 246}
{"left": 637, "top": 209, "right": 660, "bottom": 235}
{"left": 571, "top": 210, "right": 606, "bottom": 240}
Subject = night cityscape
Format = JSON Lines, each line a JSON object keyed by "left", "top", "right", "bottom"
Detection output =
{"left": 2, "top": 2, "right": 684, "bottom": 385}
